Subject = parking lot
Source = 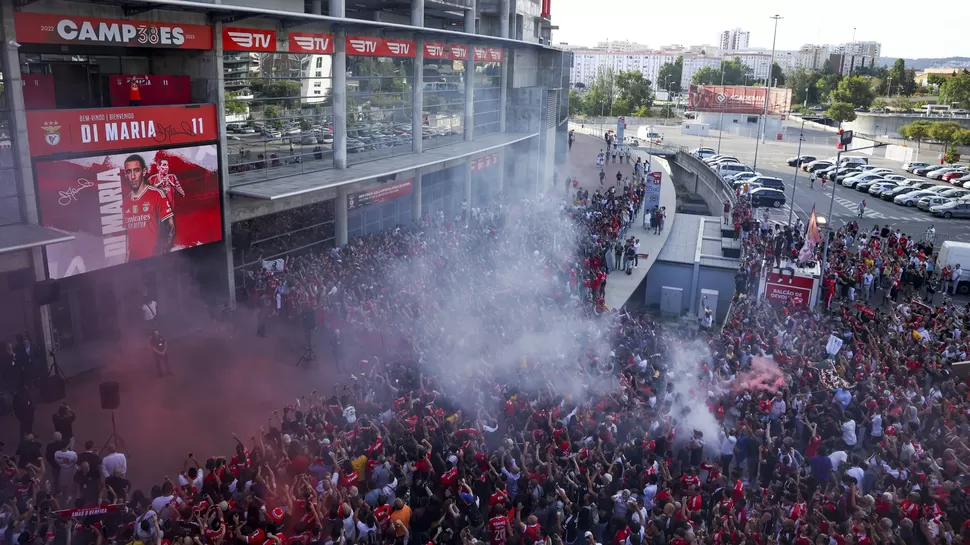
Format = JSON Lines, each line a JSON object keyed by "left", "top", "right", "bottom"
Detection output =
{"left": 658, "top": 127, "right": 970, "bottom": 243}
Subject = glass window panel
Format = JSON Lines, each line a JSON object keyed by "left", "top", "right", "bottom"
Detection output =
{"left": 224, "top": 52, "right": 334, "bottom": 185}
{"left": 474, "top": 61, "right": 502, "bottom": 136}
{"left": 422, "top": 58, "right": 465, "bottom": 150}
{"left": 0, "top": 195, "right": 22, "bottom": 226}
{"left": 346, "top": 56, "right": 414, "bottom": 165}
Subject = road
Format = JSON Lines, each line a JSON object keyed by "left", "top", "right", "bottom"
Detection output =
{"left": 657, "top": 128, "right": 970, "bottom": 243}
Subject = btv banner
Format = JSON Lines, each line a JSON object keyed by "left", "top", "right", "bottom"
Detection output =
{"left": 36, "top": 145, "right": 223, "bottom": 279}
{"left": 26, "top": 104, "right": 218, "bottom": 158}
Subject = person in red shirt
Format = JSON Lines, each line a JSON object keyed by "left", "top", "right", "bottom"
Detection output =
{"left": 149, "top": 158, "right": 186, "bottom": 211}
{"left": 122, "top": 154, "right": 175, "bottom": 262}
{"left": 488, "top": 505, "right": 510, "bottom": 545}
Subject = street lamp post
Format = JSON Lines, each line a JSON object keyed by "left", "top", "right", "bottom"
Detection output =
{"left": 717, "top": 58, "right": 725, "bottom": 154}
{"left": 818, "top": 141, "right": 886, "bottom": 300}
{"left": 760, "top": 15, "right": 782, "bottom": 139}
{"left": 787, "top": 119, "right": 806, "bottom": 226}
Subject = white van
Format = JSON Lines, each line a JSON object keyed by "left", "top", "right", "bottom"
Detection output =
{"left": 840, "top": 156, "right": 869, "bottom": 166}
{"left": 717, "top": 163, "right": 754, "bottom": 177}
{"left": 938, "top": 240, "right": 970, "bottom": 294}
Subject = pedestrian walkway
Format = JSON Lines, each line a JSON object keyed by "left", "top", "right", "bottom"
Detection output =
{"left": 558, "top": 133, "right": 676, "bottom": 310}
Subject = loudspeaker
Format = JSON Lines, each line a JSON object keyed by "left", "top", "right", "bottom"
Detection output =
{"left": 39, "top": 376, "right": 66, "bottom": 403}
{"left": 301, "top": 309, "right": 316, "bottom": 332}
{"left": 99, "top": 381, "right": 120, "bottom": 411}
{"left": 34, "top": 280, "right": 60, "bottom": 306}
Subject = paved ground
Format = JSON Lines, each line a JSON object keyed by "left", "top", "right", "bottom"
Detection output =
{"left": 0, "top": 310, "right": 367, "bottom": 490}
{"left": 658, "top": 127, "right": 970, "bottom": 242}
{"left": 557, "top": 133, "right": 676, "bottom": 309}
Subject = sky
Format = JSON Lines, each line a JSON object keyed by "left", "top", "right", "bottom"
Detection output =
{"left": 551, "top": 0, "right": 970, "bottom": 59}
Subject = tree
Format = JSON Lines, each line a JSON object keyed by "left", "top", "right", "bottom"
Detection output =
{"left": 568, "top": 89, "right": 585, "bottom": 116}
{"left": 786, "top": 68, "right": 822, "bottom": 106}
{"left": 613, "top": 70, "right": 654, "bottom": 115}
{"left": 826, "top": 101, "right": 857, "bottom": 123}
{"left": 816, "top": 73, "right": 842, "bottom": 103}
{"left": 263, "top": 105, "right": 284, "bottom": 129}
{"left": 583, "top": 67, "right": 617, "bottom": 116}
{"left": 929, "top": 121, "right": 966, "bottom": 149}
{"left": 927, "top": 74, "right": 948, "bottom": 87}
{"left": 771, "top": 63, "right": 785, "bottom": 87}
{"left": 657, "top": 56, "right": 683, "bottom": 93}
{"left": 891, "top": 96, "right": 913, "bottom": 112}
{"left": 939, "top": 71, "right": 970, "bottom": 107}
{"left": 690, "top": 59, "right": 752, "bottom": 86}
{"left": 832, "top": 75, "right": 875, "bottom": 108}
{"left": 692, "top": 66, "right": 720, "bottom": 85}
{"left": 225, "top": 91, "right": 248, "bottom": 115}
{"left": 871, "top": 98, "right": 888, "bottom": 110}
{"left": 899, "top": 120, "right": 934, "bottom": 150}
{"left": 886, "top": 59, "right": 911, "bottom": 97}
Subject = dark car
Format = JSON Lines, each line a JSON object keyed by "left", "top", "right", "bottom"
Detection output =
{"left": 749, "top": 176, "right": 785, "bottom": 191}
{"left": 787, "top": 155, "right": 817, "bottom": 167}
{"left": 914, "top": 165, "right": 942, "bottom": 176}
{"left": 882, "top": 186, "right": 918, "bottom": 201}
{"left": 750, "top": 187, "right": 787, "bottom": 208}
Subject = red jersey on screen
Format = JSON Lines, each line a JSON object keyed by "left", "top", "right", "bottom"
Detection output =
{"left": 124, "top": 184, "right": 173, "bottom": 261}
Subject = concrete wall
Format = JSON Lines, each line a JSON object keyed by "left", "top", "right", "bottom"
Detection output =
{"left": 844, "top": 113, "right": 970, "bottom": 139}
{"left": 511, "top": 49, "right": 540, "bottom": 88}
{"left": 696, "top": 266, "right": 736, "bottom": 323}
{"left": 644, "top": 261, "right": 694, "bottom": 314}
{"left": 22, "top": 1, "right": 208, "bottom": 25}
{"left": 673, "top": 150, "right": 735, "bottom": 210}
{"left": 696, "top": 111, "right": 783, "bottom": 135}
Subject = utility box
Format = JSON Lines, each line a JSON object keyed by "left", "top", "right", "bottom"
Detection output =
{"left": 660, "top": 286, "right": 683, "bottom": 316}
{"left": 699, "top": 288, "right": 719, "bottom": 319}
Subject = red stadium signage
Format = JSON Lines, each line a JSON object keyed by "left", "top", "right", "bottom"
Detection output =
{"left": 26, "top": 104, "right": 219, "bottom": 158}
{"left": 346, "top": 36, "right": 415, "bottom": 57}
{"left": 14, "top": 13, "right": 213, "bottom": 49}
{"left": 688, "top": 85, "right": 792, "bottom": 116}
{"left": 424, "top": 42, "right": 448, "bottom": 59}
{"left": 488, "top": 48, "right": 504, "bottom": 62}
{"left": 470, "top": 153, "right": 500, "bottom": 173}
{"left": 288, "top": 32, "right": 334, "bottom": 54}
{"left": 448, "top": 45, "right": 468, "bottom": 60}
{"left": 348, "top": 179, "right": 414, "bottom": 209}
{"left": 36, "top": 145, "right": 223, "bottom": 279}
{"left": 223, "top": 26, "right": 277, "bottom": 52}
{"left": 764, "top": 270, "right": 814, "bottom": 309}
{"left": 473, "top": 46, "right": 489, "bottom": 61}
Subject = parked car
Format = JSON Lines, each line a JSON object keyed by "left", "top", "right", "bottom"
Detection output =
{"left": 927, "top": 185, "right": 956, "bottom": 194}
{"left": 725, "top": 171, "right": 761, "bottom": 183}
{"left": 882, "top": 185, "right": 919, "bottom": 200}
{"left": 931, "top": 200, "right": 970, "bottom": 218}
{"left": 903, "top": 162, "right": 931, "bottom": 172}
{"left": 929, "top": 167, "right": 967, "bottom": 180}
{"left": 749, "top": 187, "right": 787, "bottom": 208}
{"left": 804, "top": 160, "right": 833, "bottom": 172}
{"left": 747, "top": 176, "right": 785, "bottom": 191}
{"left": 868, "top": 182, "right": 899, "bottom": 196}
{"left": 855, "top": 178, "right": 888, "bottom": 192}
{"left": 787, "top": 155, "right": 817, "bottom": 167}
{"left": 865, "top": 168, "right": 895, "bottom": 177}
{"left": 940, "top": 189, "right": 970, "bottom": 200}
{"left": 717, "top": 163, "right": 755, "bottom": 177}
{"left": 944, "top": 170, "right": 969, "bottom": 182}
{"left": 918, "top": 196, "right": 953, "bottom": 211}
{"left": 842, "top": 174, "right": 883, "bottom": 188}
{"left": 895, "top": 190, "right": 937, "bottom": 206}
{"left": 915, "top": 165, "right": 947, "bottom": 176}
{"left": 691, "top": 147, "right": 716, "bottom": 157}
{"left": 881, "top": 174, "right": 908, "bottom": 183}
{"left": 832, "top": 168, "right": 864, "bottom": 182}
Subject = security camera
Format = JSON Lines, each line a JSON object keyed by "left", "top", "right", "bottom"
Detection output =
{"left": 7, "top": 40, "right": 20, "bottom": 48}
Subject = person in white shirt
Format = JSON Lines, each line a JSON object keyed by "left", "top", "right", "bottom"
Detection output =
{"left": 952, "top": 264, "right": 962, "bottom": 295}
{"left": 862, "top": 271, "right": 874, "bottom": 301}
{"left": 101, "top": 444, "right": 127, "bottom": 479}
{"left": 829, "top": 450, "right": 848, "bottom": 471}
{"left": 842, "top": 416, "right": 858, "bottom": 449}
{"left": 719, "top": 430, "right": 737, "bottom": 470}
{"left": 54, "top": 441, "right": 78, "bottom": 495}
{"left": 633, "top": 239, "right": 641, "bottom": 268}
{"left": 642, "top": 474, "right": 659, "bottom": 510}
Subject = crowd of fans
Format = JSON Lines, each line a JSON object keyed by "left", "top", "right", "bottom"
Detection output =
{"left": 7, "top": 162, "right": 970, "bottom": 545}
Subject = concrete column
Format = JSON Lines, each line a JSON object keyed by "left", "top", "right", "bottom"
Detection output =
{"left": 411, "top": 0, "right": 424, "bottom": 27}
{"left": 329, "top": 0, "right": 345, "bottom": 16}
{"left": 464, "top": 53, "right": 475, "bottom": 141}
{"left": 1, "top": 0, "right": 52, "bottom": 364}
{"left": 463, "top": 161, "right": 473, "bottom": 222}
{"left": 412, "top": 169, "right": 423, "bottom": 221}
{"left": 499, "top": 53, "right": 508, "bottom": 132}
{"left": 310, "top": 0, "right": 322, "bottom": 14}
{"left": 335, "top": 186, "right": 349, "bottom": 246}
{"left": 210, "top": 22, "right": 238, "bottom": 306}
{"left": 333, "top": 30, "right": 348, "bottom": 169}
{"left": 499, "top": 0, "right": 511, "bottom": 38}
{"left": 464, "top": 0, "right": 476, "bottom": 34}
{"left": 412, "top": 40, "right": 424, "bottom": 154}
{"left": 496, "top": 148, "right": 505, "bottom": 194}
